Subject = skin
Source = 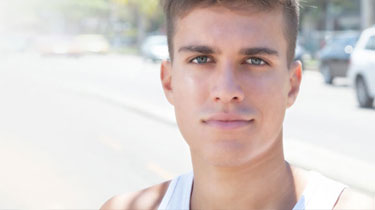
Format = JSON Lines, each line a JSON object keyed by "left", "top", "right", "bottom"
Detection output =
{"left": 101, "top": 5, "right": 374, "bottom": 210}
{"left": 162, "top": 6, "right": 302, "bottom": 209}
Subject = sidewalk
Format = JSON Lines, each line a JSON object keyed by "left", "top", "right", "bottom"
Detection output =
{"left": 68, "top": 83, "right": 375, "bottom": 196}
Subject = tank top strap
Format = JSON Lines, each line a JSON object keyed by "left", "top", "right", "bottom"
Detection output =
{"left": 293, "top": 171, "right": 347, "bottom": 210}
{"left": 158, "top": 172, "right": 193, "bottom": 210}
{"left": 159, "top": 171, "right": 345, "bottom": 210}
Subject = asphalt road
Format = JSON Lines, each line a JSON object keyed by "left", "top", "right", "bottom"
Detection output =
{"left": 0, "top": 53, "right": 374, "bottom": 208}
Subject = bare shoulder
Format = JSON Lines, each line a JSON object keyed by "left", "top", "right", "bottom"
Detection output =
{"left": 100, "top": 180, "right": 171, "bottom": 210}
{"left": 334, "top": 188, "right": 374, "bottom": 209}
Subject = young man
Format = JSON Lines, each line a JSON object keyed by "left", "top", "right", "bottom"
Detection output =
{"left": 101, "top": 0, "right": 374, "bottom": 209}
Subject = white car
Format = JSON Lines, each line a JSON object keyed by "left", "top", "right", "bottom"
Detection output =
{"left": 141, "top": 35, "right": 169, "bottom": 62}
{"left": 348, "top": 26, "right": 375, "bottom": 108}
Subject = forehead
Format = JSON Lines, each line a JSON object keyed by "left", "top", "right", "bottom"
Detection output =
{"left": 173, "top": 6, "right": 287, "bottom": 56}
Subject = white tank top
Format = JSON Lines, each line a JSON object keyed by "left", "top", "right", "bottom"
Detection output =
{"left": 158, "top": 171, "right": 346, "bottom": 210}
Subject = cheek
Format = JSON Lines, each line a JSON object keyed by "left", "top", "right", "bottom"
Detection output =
{"left": 172, "top": 71, "right": 208, "bottom": 122}
{"left": 245, "top": 72, "right": 289, "bottom": 133}
{"left": 245, "top": 71, "right": 288, "bottom": 98}
{"left": 171, "top": 72, "right": 210, "bottom": 150}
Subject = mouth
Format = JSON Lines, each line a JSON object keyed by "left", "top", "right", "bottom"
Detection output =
{"left": 202, "top": 113, "right": 254, "bottom": 130}
{"left": 202, "top": 119, "right": 254, "bottom": 129}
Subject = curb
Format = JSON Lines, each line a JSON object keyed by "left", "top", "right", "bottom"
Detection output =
{"left": 284, "top": 139, "right": 375, "bottom": 195}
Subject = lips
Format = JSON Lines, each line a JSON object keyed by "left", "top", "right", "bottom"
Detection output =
{"left": 202, "top": 113, "right": 254, "bottom": 129}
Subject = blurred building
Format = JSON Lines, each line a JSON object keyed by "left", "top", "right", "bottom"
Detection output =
{"left": 299, "top": 0, "right": 375, "bottom": 57}
{"left": 361, "top": 0, "right": 375, "bottom": 29}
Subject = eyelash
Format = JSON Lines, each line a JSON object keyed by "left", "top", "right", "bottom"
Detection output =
{"left": 189, "top": 55, "right": 269, "bottom": 66}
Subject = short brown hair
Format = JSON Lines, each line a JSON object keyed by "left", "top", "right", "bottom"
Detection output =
{"left": 161, "top": 0, "right": 300, "bottom": 66}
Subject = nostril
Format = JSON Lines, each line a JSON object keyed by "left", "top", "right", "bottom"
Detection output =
{"left": 214, "top": 96, "right": 241, "bottom": 102}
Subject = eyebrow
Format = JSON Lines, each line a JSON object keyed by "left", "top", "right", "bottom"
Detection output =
{"left": 178, "top": 45, "right": 218, "bottom": 54}
{"left": 240, "top": 47, "right": 279, "bottom": 56}
{"left": 178, "top": 45, "right": 279, "bottom": 57}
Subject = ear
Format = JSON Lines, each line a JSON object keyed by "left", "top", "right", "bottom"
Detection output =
{"left": 160, "top": 60, "right": 174, "bottom": 105}
{"left": 287, "top": 60, "right": 302, "bottom": 108}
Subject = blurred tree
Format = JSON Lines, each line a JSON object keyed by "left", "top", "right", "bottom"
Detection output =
{"left": 33, "top": 0, "right": 164, "bottom": 49}
{"left": 36, "top": 0, "right": 110, "bottom": 33}
{"left": 112, "top": 0, "right": 163, "bottom": 47}
{"left": 113, "top": 0, "right": 159, "bottom": 17}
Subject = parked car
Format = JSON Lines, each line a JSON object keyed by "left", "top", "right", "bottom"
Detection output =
{"left": 36, "top": 34, "right": 109, "bottom": 56}
{"left": 35, "top": 35, "right": 76, "bottom": 56}
{"left": 73, "top": 34, "right": 110, "bottom": 54}
{"left": 318, "top": 32, "right": 360, "bottom": 84}
{"left": 347, "top": 26, "right": 375, "bottom": 108}
{"left": 141, "top": 35, "right": 169, "bottom": 62}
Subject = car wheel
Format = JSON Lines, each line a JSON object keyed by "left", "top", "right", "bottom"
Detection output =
{"left": 321, "top": 65, "right": 333, "bottom": 84}
{"left": 355, "top": 77, "right": 374, "bottom": 108}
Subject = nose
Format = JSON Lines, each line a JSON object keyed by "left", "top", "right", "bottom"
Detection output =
{"left": 211, "top": 63, "right": 245, "bottom": 104}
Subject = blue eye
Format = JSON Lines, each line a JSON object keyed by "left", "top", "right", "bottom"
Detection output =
{"left": 246, "top": 57, "right": 266, "bottom": 65}
{"left": 191, "top": 56, "right": 212, "bottom": 64}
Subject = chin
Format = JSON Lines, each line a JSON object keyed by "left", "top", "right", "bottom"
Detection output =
{"left": 203, "top": 142, "right": 256, "bottom": 168}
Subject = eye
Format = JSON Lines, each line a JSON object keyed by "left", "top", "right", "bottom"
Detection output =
{"left": 245, "top": 57, "right": 267, "bottom": 65}
{"left": 190, "top": 56, "right": 212, "bottom": 64}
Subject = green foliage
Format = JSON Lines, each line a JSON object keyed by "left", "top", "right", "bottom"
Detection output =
{"left": 113, "top": 0, "right": 160, "bottom": 18}
{"left": 8, "top": 0, "right": 163, "bottom": 43}
{"left": 59, "top": 0, "right": 109, "bottom": 18}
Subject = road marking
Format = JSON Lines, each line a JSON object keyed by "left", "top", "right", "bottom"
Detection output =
{"left": 147, "top": 162, "right": 175, "bottom": 180}
{"left": 63, "top": 85, "right": 177, "bottom": 127}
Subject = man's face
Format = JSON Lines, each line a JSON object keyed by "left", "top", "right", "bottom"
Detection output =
{"left": 161, "top": 6, "right": 301, "bottom": 167}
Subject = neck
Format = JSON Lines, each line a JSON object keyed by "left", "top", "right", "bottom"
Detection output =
{"left": 190, "top": 136, "right": 298, "bottom": 210}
